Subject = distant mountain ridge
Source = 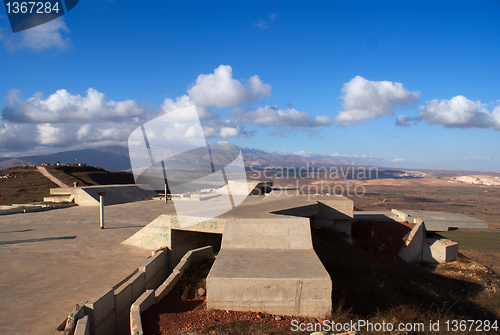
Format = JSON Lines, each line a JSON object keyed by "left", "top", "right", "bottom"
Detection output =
{"left": 0, "top": 145, "right": 355, "bottom": 172}
{"left": 0, "top": 146, "right": 132, "bottom": 171}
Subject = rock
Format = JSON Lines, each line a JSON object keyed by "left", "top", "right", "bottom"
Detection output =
{"left": 274, "top": 315, "right": 282, "bottom": 321}
{"left": 197, "top": 287, "right": 206, "bottom": 296}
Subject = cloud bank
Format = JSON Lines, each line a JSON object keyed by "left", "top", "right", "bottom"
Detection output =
{"left": 0, "top": 65, "right": 332, "bottom": 155}
{"left": 419, "top": 95, "right": 500, "bottom": 130}
{"left": 397, "top": 95, "right": 500, "bottom": 130}
{"left": 335, "top": 76, "right": 420, "bottom": 126}
{"left": 235, "top": 105, "right": 332, "bottom": 128}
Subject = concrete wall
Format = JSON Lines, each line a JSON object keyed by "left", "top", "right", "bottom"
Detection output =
{"left": 122, "top": 214, "right": 224, "bottom": 251}
{"left": 74, "top": 316, "right": 90, "bottom": 335}
{"left": 63, "top": 250, "right": 167, "bottom": 335}
{"left": 63, "top": 246, "right": 212, "bottom": 335}
{"left": 129, "top": 246, "right": 213, "bottom": 335}
{"left": 311, "top": 197, "right": 354, "bottom": 240}
{"left": 221, "top": 217, "right": 313, "bottom": 249}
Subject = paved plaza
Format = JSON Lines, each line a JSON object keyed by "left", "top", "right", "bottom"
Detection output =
{"left": 0, "top": 200, "right": 170, "bottom": 335}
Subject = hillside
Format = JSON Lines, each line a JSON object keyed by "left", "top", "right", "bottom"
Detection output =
{"left": 0, "top": 165, "right": 135, "bottom": 205}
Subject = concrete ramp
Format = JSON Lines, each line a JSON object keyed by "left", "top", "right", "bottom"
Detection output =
{"left": 49, "top": 185, "right": 157, "bottom": 206}
{"left": 207, "top": 217, "right": 332, "bottom": 317}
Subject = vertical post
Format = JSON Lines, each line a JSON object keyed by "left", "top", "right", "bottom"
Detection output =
{"left": 97, "top": 192, "right": 106, "bottom": 229}
{"left": 165, "top": 183, "right": 168, "bottom": 203}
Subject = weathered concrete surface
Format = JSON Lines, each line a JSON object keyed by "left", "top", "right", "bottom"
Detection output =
{"left": 392, "top": 209, "right": 488, "bottom": 231}
{"left": 423, "top": 236, "right": 458, "bottom": 263}
{"left": 49, "top": 184, "right": 157, "bottom": 206}
{"left": 353, "top": 210, "right": 405, "bottom": 222}
{"left": 207, "top": 249, "right": 331, "bottom": 316}
{"left": 207, "top": 216, "right": 332, "bottom": 317}
{"left": 0, "top": 200, "right": 170, "bottom": 335}
{"left": 399, "top": 221, "right": 425, "bottom": 263}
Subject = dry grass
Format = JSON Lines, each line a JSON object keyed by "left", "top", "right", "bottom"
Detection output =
{"left": 311, "top": 227, "right": 500, "bottom": 334}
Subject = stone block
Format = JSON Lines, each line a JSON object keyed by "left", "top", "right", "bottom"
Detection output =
{"left": 85, "top": 288, "right": 115, "bottom": 326}
{"left": 114, "top": 282, "right": 132, "bottom": 316}
{"left": 188, "top": 246, "right": 213, "bottom": 262}
{"left": 173, "top": 259, "right": 191, "bottom": 275}
{"left": 130, "top": 306, "right": 143, "bottom": 335}
{"left": 140, "top": 250, "right": 167, "bottom": 290}
{"left": 423, "top": 237, "right": 458, "bottom": 263}
{"left": 132, "top": 289, "right": 155, "bottom": 313}
{"left": 128, "top": 272, "right": 146, "bottom": 302}
{"left": 74, "top": 315, "right": 90, "bottom": 335}
{"left": 155, "top": 272, "right": 181, "bottom": 303}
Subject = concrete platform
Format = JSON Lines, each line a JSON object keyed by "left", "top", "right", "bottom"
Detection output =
{"left": 207, "top": 249, "right": 332, "bottom": 316}
{"left": 392, "top": 209, "right": 488, "bottom": 231}
{"left": 207, "top": 217, "right": 332, "bottom": 317}
{"left": 0, "top": 200, "right": 170, "bottom": 335}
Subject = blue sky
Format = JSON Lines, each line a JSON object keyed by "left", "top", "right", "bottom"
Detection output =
{"left": 0, "top": 0, "right": 499, "bottom": 171}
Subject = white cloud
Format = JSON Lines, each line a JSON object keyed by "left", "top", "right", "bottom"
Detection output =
{"left": 0, "top": 88, "right": 150, "bottom": 154}
{"left": 235, "top": 105, "right": 332, "bottom": 128}
{"left": 419, "top": 95, "right": 500, "bottom": 130}
{"left": 160, "top": 94, "right": 215, "bottom": 121}
{"left": 0, "top": 120, "right": 139, "bottom": 153}
{"left": 3, "top": 18, "right": 71, "bottom": 51}
{"left": 3, "top": 88, "right": 148, "bottom": 123}
{"left": 335, "top": 76, "right": 420, "bottom": 126}
{"left": 187, "top": 65, "right": 271, "bottom": 108}
{"left": 202, "top": 120, "right": 254, "bottom": 139}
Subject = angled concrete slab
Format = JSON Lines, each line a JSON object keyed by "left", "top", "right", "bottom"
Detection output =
{"left": 49, "top": 185, "right": 157, "bottom": 206}
{"left": 392, "top": 209, "right": 488, "bottom": 231}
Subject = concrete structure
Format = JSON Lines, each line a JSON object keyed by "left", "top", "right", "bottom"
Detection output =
{"left": 391, "top": 209, "right": 487, "bottom": 263}
{"left": 311, "top": 197, "right": 354, "bottom": 241}
{"left": 353, "top": 209, "right": 488, "bottom": 263}
{"left": 44, "top": 185, "right": 157, "bottom": 206}
{"left": 1, "top": 175, "right": 489, "bottom": 334}
{"left": 423, "top": 235, "right": 459, "bottom": 263}
{"left": 207, "top": 218, "right": 332, "bottom": 317}
{"left": 130, "top": 246, "right": 213, "bottom": 335}
{"left": 123, "top": 191, "right": 353, "bottom": 317}
{"left": 391, "top": 209, "right": 488, "bottom": 231}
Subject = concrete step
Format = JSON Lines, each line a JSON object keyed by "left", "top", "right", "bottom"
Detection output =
{"left": 206, "top": 217, "right": 332, "bottom": 317}
{"left": 43, "top": 195, "right": 74, "bottom": 203}
{"left": 50, "top": 187, "right": 76, "bottom": 196}
{"left": 207, "top": 249, "right": 331, "bottom": 317}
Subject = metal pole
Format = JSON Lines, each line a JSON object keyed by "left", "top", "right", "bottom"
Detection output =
{"left": 99, "top": 195, "right": 104, "bottom": 229}
{"left": 98, "top": 192, "right": 106, "bottom": 229}
{"left": 165, "top": 183, "right": 168, "bottom": 203}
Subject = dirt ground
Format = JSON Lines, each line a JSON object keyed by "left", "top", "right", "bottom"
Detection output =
{"left": 142, "top": 281, "right": 309, "bottom": 335}
{"left": 0, "top": 165, "right": 135, "bottom": 205}
{"left": 0, "top": 166, "right": 58, "bottom": 205}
